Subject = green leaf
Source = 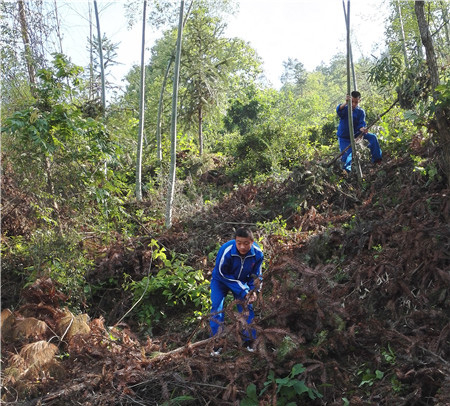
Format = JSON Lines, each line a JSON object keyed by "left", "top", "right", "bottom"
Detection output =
{"left": 292, "top": 380, "right": 309, "bottom": 394}
{"left": 275, "top": 377, "right": 291, "bottom": 387}
{"left": 240, "top": 399, "right": 258, "bottom": 406}
{"left": 290, "top": 363, "right": 306, "bottom": 377}
{"left": 245, "top": 383, "right": 258, "bottom": 400}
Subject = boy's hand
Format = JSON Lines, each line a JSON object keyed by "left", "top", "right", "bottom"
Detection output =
{"left": 247, "top": 291, "right": 257, "bottom": 303}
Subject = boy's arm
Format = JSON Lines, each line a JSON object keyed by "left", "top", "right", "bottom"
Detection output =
{"left": 248, "top": 256, "right": 263, "bottom": 292}
{"left": 336, "top": 103, "right": 347, "bottom": 118}
{"left": 337, "top": 95, "right": 350, "bottom": 116}
{"left": 355, "top": 109, "right": 367, "bottom": 133}
{"left": 215, "top": 244, "right": 233, "bottom": 276}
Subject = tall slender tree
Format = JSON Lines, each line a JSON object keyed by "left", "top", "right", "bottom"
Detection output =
{"left": 396, "top": 0, "right": 410, "bottom": 69}
{"left": 156, "top": 57, "right": 174, "bottom": 164}
{"left": 414, "top": 1, "right": 450, "bottom": 184}
{"left": 342, "top": 2, "right": 357, "bottom": 90}
{"left": 93, "top": 0, "right": 106, "bottom": 111}
{"left": 156, "top": 1, "right": 192, "bottom": 163}
{"left": 136, "top": 0, "right": 148, "bottom": 201}
{"left": 344, "top": 0, "right": 362, "bottom": 182}
{"left": 17, "top": 0, "right": 36, "bottom": 87}
{"left": 280, "top": 58, "right": 308, "bottom": 96}
{"left": 165, "top": 0, "right": 185, "bottom": 229}
{"left": 179, "top": 6, "right": 260, "bottom": 154}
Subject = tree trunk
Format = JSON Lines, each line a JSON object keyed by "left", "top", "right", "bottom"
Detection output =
{"left": 44, "top": 156, "right": 63, "bottom": 235}
{"left": 415, "top": 1, "right": 450, "bottom": 185}
{"left": 93, "top": 0, "right": 108, "bottom": 176}
{"left": 135, "top": 0, "right": 148, "bottom": 201}
{"left": 165, "top": 0, "right": 185, "bottom": 229}
{"left": 156, "top": 57, "right": 174, "bottom": 164}
{"left": 88, "top": 3, "right": 94, "bottom": 99}
{"left": 396, "top": 0, "right": 410, "bottom": 69}
{"left": 156, "top": 4, "right": 192, "bottom": 165}
{"left": 441, "top": 1, "right": 450, "bottom": 46}
{"left": 17, "top": 0, "right": 36, "bottom": 87}
{"left": 342, "top": 2, "right": 357, "bottom": 90}
{"left": 53, "top": 0, "right": 72, "bottom": 100}
{"left": 93, "top": 0, "right": 106, "bottom": 111}
{"left": 198, "top": 105, "right": 203, "bottom": 156}
{"left": 344, "top": 0, "right": 362, "bottom": 182}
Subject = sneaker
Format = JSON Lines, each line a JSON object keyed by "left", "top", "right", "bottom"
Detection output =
{"left": 245, "top": 340, "right": 255, "bottom": 352}
{"left": 210, "top": 347, "right": 222, "bottom": 357}
{"left": 374, "top": 158, "right": 382, "bottom": 165}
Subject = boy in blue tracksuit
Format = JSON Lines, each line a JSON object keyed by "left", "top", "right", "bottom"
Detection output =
{"left": 209, "top": 228, "right": 263, "bottom": 345}
{"left": 336, "top": 91, "right": 382, "bottom": 172}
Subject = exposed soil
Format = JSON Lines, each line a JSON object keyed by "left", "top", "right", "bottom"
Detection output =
{"left": 1, "top": 143, "right": 449, "bottom": 405}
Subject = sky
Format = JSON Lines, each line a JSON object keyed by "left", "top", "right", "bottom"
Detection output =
{"left": 57, "top": 0, "right": 389, "bottom": 91}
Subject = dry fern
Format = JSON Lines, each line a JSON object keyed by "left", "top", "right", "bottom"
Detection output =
{"left": 13, "top": 317, "right": 48, "bottom": 340}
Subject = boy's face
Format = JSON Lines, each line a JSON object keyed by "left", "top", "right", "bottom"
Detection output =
{"left": 351, "top": 97, "right": 360, "bottom": 110}
{"left": 235, "top": 236, "right": 253, "bottom": 255}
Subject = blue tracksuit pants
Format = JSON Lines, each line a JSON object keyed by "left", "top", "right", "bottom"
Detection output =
{"left": 210, "top": 277, "right": 255, "bottom": 340}
{"left": 338, "top": 132, "right": 382, "bottom": 172}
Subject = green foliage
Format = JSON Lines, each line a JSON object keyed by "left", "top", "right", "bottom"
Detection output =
{"left": 381, "top": 344, "right": 397, "bottom": 365}
{"left": 230, "top": 128, "right": 274, "bottom": 179}
{"left": 179, "top": 5, "right": 262, "bottom": 143}
{"left": 120, "top": 4, "right": 262, "bottom": 157}
{"left": 2, "top": 54, "right": 120, "bottom": 229}
{"left": 435, "top": 77, "right": 450, "bottom": 109}
{"left": 280, "top": 58, "right": 307, "bottom": 96}
{"left": 124, "top": 241, "right": 210, "bottom": 328}
{"left": 224, "top": 98, "right": 262, "bottom": 135}
{"left": 368, "top": 53, "right": 403, "bottom": 94}
{"left": 357, "top": 366, "right": 384, "bottom": 387}
{"left": 1, "top": 53, "right": 143, "bottom": 242}
{"left": 410, "top": 154, "right": 441, "bottom": 185}
{"left": 277, "top": 336, "right": 297, "bottom": 361}
{"left": 1, "top": 229, "right": 93, "bottom": 309}
{"left": 87, "top": 34, "right": 120, "bottom": 91}
{"left": 257, "top": 216, "right": 289, "bottom": 237}
{"left": 242, "top": 364, "right": 322, "bottom": 406}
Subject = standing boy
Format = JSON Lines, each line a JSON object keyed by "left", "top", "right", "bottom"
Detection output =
{"left": 336, "top": 91, "right": 382, "bottom": 172}
{"left": 209, "top": 228, "right": 263, "bottom": 349}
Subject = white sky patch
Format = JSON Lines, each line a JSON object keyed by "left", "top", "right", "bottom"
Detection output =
{"left": 55, "top": 0, "right": 389, "bottom": 92}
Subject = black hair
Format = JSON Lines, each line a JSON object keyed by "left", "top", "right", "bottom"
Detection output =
{"left": 351, "top": 91, "right": 361, "bottom": 99}
{"left": 235, "top": 227, "right": 254, "bottom": 240}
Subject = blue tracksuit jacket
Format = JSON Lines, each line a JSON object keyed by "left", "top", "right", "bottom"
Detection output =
{"left": 209, "top": 239, "right": 263, "bottom": 337}
{"left": 336, "top": 104, "right": 366, "bottom": 139}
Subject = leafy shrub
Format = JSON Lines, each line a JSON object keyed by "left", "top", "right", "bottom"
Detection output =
{"left": 1, "top": 229, "right": 93, "bottom": 310}
{"left": 242, "top": 363, "right": 322, "bottom": 406}
{"left": 124, "top": 241, "right": 210, "bottom": 329}
{"left": 230, "top": 131, "right": 273, "bottom": 179}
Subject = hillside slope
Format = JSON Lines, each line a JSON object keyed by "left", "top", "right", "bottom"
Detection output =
{"left": 1, "top": 144, "right": 449, "bottom": 405}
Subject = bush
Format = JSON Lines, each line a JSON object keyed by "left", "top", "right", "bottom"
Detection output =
{"left": 124, "top": 240, "right": 210, "bottom": 330}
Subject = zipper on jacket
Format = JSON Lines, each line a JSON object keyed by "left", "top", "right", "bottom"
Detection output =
{"left": 233, "top": 252, "right": 255, "bottom": 279}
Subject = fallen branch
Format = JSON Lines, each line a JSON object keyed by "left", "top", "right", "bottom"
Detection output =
{"left": 419, "top": 346, "right": 450, "bottom": 368}
{"left": 15, "top": 378, "right": 101, "bottom": 406}
{"left": 148, "top": 337, "right": 214, "bottom": 362}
